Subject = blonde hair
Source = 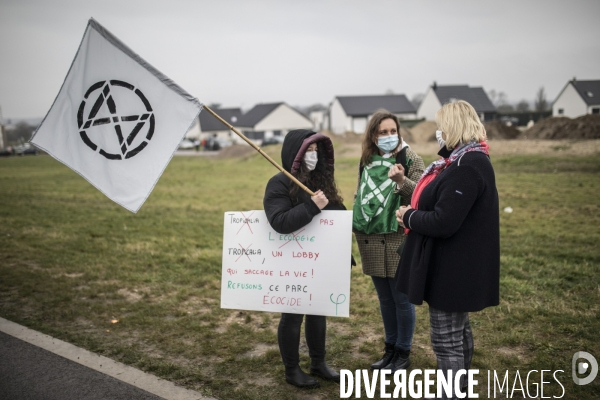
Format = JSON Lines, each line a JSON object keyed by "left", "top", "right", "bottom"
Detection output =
{"left": 435, "top": 100, "right": 486, "bottom": 149}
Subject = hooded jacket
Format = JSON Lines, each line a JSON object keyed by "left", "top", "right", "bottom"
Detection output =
{"left": 263, "top": 129, "right": 340, "bottom": 234}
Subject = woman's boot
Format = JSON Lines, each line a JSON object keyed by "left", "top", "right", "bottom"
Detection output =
{"left": 285, "top": 365, "right": 320, "bottom": 388}
{"left": 310, "top": 360, "right": 340, "bottom": 382}
{"left": 383, "top": 348, "right": 411, "bottom": 372}
{"left": 371, "top": 342, "right": 395, "bottom": 369}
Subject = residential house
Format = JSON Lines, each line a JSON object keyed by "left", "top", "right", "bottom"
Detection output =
{"left": 306, "top": 104, "right": 328, "bottom": 131}
{"left": 329, "top": 94, "right": 417, "bottom": 134}
{"left": 185, "top": 118, "right": 201, "bottom": 140}
{"left": 187, "top": 107, "right": 243, "bottom": 142}
{"left": 417, "top": 83, "right": 496, "bottom": 121}
{"left": 309, "top": 110, "right": 325, "bottom": 131}
{"left": 235, "top": 102, "right": 313, "bottom": 144}
{"left": 553, "top": 79, "right": 600, "bottom": 118}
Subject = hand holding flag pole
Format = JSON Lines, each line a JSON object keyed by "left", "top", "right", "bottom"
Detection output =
{"left": 203, "top": 105, "right": 316, "bottom": 197}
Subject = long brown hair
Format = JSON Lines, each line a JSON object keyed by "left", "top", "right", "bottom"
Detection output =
{"left": 360, "top": 110, "right": 402, "bottom": 167}
{"left": 289, "top": 141, "right": 344, "bottom": 205}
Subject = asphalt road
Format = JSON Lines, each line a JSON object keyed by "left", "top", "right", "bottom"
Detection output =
{"left": 0, "top": 331, "right": 163, "bottom": 400}
{"left": 0, "top": 317, "right": 208, "bottom": 400}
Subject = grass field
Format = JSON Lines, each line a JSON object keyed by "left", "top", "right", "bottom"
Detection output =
{"left": 1, "top": 147, "right": 599, "bottom": 399}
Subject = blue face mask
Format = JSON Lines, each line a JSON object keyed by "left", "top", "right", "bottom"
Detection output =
{"left": 377, "top": 136, "right": 399, "bottom": 153}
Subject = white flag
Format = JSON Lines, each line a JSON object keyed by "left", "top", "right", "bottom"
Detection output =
{"left": 31, "top": 18, "right": 203, "bottom": 213}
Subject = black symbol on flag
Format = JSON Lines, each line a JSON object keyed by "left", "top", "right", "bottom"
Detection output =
{"left": 78, "top": 80, "right": 155, "bottom": 160}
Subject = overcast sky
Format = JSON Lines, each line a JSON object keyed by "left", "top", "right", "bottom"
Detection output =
{"left": 1, "top": 0, "right": 599, "bottom": 119}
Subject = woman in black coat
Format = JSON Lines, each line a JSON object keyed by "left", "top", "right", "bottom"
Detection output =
{"left": 395, "top": 100, "right": 500, "bottom": 399}
{"left": 263, "top": 129, "right": 345, "bottom": 388}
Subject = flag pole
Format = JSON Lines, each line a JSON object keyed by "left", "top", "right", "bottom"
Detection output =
{"left": 203, "top": 105, "right": 316, "bottom": 196}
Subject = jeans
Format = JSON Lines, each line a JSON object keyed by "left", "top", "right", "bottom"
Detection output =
{"left": 371, "top": 276, "right": 415, "bottom": 351}
{"left": 429, "top": 307, "right": 474, "bottom": 400}
{"left": 278, "top": 313, "right": 326, "bottom": 367}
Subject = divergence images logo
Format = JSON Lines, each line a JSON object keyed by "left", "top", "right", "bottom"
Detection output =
{"left": 573, "top": 351, "right": 598, "bottom": 385}
{"left": 78, "top": 80, "right": 155, "bottom": 160}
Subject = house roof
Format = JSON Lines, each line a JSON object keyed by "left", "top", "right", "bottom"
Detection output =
{"left": 336, "top": 94, "right": 416, "bottom": 116}
{"left": 433, "top": 85, "right": 496, "bottom": 113}
{"left": 235, "top": 103, "right": 284, "bottom": 127}
{"left": 571, "top": 80, "right": 600, "bottom": 106}
{"left": 199, "top": 107, "right": 243, "bottom": 132}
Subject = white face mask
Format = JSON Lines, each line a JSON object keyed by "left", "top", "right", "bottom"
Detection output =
{"left": 304, "top": 151, "right": 318, "bottom": 171}
{"left": 435, "top": 130, "right": 446, "bottom": 149}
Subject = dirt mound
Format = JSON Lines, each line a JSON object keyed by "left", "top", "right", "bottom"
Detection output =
{"left": 400, "top": 127, "right": 413, "bottom": 143}
{"left": 322, "top": 128, "right": 413, "bottom": 145}
{"left": 521, "top": 115, "right": 600, "bottom": 140}
{"left": 409, "top": 121, "right": 437, "bottom": 144}
{"left": 322, "top": 130, "right": 364, "bottom": 144}
{"left": 483, "top": 121, "right": 521, "bottom": 140}
{"left": 216, "top": 144, "right": 255, "bottom": 158}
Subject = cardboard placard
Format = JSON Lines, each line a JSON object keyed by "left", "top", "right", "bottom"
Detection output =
{"left": 221, "top": 210, "right": 353, "bottom": 317}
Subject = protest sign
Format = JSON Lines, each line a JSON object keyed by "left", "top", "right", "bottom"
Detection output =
{"left": 221, "top": 210, "right": 353, "bottom": 317}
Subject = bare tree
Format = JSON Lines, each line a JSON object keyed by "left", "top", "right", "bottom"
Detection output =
{"left": 487, "top": 89, "right": 509, "bottom": 108}
{"left": 534, "top": 87, "right": 548, "bottom": 112}
{"left": 497, "top": 92, "right": 509, "bottom": 107}
{"left": 307, "top": 103, "right": 327, "bottom": 112}
{"left": 411, "top": 93, "right": 424, "bottom": 109}
{"left": 516, "top": 100, "right": 530, "bottom": 112}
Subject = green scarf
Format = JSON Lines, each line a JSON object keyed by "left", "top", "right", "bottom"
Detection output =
{"left": 352, "top": 155, "right": 402, "bottom": 235}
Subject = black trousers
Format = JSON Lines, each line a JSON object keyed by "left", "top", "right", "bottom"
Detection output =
{"left": 278, "top": 313, "right": 326, "bottom": 367}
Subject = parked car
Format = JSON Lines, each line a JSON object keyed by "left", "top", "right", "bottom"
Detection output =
{"left": 261, "top": 137, "right": 284, "bottom": 147}
{"left": 499, "top": 116, "right": 520, "bottom": 126}
{"left": 14, "top": 143, "right": 38, "bottom": 156}
{"left": 215, "top": 138, "right": 232, "bottom": 149}
{"left": 203, "top": 137, "right": 232, "bottom": 151}
{"left": 178, "top": 139, "right": 195, "bottom": 150}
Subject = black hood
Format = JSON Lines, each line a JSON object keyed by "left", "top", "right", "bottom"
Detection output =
{"left": 281, "top": 129, "right": 335, "bottom": 174}
{"left": 281, "top": 130, "right": 315, "bottom": 172}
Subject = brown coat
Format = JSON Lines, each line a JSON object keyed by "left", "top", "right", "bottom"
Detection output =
{"left": 354, "top": 147, "right": 425, "bottom": 278}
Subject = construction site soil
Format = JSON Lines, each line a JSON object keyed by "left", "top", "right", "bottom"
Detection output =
{"left": 216, "top": 116, "right": 600, "bottom": 159}
{"left": 408, "top": 121, "right": 438, "bottom": 143}
{"left": 404, "top": 116, "right": 600, "bottom": 141}
{"left": 519, "top": 115, "right": 600, "bottom": 140}
{"left": 484, "top": 121, "right": 522, "bottom": 140}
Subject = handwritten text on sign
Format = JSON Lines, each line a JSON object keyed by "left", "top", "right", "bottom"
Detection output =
{"left": 221, "top": 210, "right": 353, "bottom": 317}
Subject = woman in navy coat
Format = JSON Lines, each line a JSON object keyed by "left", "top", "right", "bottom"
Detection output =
{"left": 396, "top": 100, "right": 500, "bottom": 399}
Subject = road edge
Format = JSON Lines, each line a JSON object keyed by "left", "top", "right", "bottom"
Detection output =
{"left": 0, "top": 317, "right": 212, "bottom": 400}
